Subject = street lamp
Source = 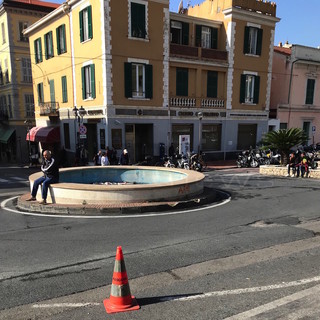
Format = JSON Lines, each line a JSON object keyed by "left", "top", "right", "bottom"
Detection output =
{"left": 24, "top": 119, "right": 32, "bottom": 164}
{"left": 72, "top": 106, "right": 86, "bottom": 149}
{"left": 197, "top": 111, "right": 203, "bottom": 154}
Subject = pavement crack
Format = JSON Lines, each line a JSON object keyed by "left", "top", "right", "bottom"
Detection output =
{"left": 166, "top": 270, "right": 182, "bottom": 281}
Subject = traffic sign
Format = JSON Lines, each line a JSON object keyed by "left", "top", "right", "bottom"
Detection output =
{"left": 79, "top": 124, "right": 87, "bottom": 135}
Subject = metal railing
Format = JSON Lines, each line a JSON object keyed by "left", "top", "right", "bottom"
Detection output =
{"left": 39, "top": 102, "right": 59, "bottom": 116}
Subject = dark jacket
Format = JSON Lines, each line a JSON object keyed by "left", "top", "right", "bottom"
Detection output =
{"left": 41, "top": 157, "right": 59, "bottom": 180}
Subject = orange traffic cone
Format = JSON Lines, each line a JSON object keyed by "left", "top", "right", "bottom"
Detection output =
{"left": 103, "top": 246, "right": 140, "bottom": 314}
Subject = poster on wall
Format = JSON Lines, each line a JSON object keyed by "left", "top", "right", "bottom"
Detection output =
{"left": 179, "top": 135, "right": 190, "bottom": 155}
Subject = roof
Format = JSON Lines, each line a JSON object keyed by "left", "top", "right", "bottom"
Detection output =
{"left": 274, "top": 46, "right": 291, "bottom": 56}
{"left": 2, "top": 0, "right": 60, "bottom": 11}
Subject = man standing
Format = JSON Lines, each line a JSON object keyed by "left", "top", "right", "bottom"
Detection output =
{"left": 26, "top": 150, "right": 59, "bottom": 205}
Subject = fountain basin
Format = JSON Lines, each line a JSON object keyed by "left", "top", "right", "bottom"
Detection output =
{"left": 29, "top": 166, "right": 205, "bottom": 205}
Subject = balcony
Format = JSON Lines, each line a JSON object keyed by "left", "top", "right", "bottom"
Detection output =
{"left": 170, "top": 43, "right": 228, "bottom": 63}
{"left": 39, "top": 102, "right": 59, "bottom": 116}
{"left": 170, "top": 97, "right": 225, "bottom": 108}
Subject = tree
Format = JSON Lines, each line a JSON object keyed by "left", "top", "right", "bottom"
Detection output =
{"left": 261, "top": 128, "right": 308, "bottom": 165}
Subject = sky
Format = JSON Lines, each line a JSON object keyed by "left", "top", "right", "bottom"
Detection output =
{"left": 47, "top": 0, "right": 320, "bottom": 48}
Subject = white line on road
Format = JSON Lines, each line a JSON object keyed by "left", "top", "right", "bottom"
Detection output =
{"left": 32, "top": 303, "right": 100, "bottom": 308}
{"left": 162, "top": 275, "right": 320, "bottom": 302}
{"left": 0, "top": 193, "right": 231, "bottom": 219}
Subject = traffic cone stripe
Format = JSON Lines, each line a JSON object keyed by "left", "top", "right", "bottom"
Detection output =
{"left": 112, "top": 271, "right": 128, "bottom": 285}
{"left": 113, "top": 259, "right": 126, "bottom": 272}
{"left": 110, "top": 284, "right": 131, "bottom": 299}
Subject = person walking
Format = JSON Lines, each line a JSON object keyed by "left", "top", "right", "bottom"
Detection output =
{"left": 119, "top": 149, "right": 129, "bottom": 165}
{"left": 101, "top": 151, "right": 110, "bottom": 166}
{"left": 26, "top": 150, "right": 59, "bottom": 205}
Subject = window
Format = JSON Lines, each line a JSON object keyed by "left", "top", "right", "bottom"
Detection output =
{"left": 49, "top": 80, "right": 55, "bottom": 102}
{"left": 244, "top": 26, "right": 263, "bottom": 55}
{"left": 61, "top": 76, "right": 68, "bottom": 102}
{"left": 176, "top": 68, "right": 188, "bottom": 96}
{"left": 303, "top": 121, "right": 311, "bottom": 143}
{"left": 21, "top": 58, "right": 32, "bottom": 83}
{"left": 170, "top": 20, "right": 189, "bottom": 45}
{"left": 240, "top": 74, "right": 260, "bottom": 104}
{"left": 207, "top": 71, "right": 218, "bottom": 98}
{"left": 56, "top": 24, "right": 66, "bottom": 54}
{"left": 81, "top": 64, "right": 95, "bottom": 99}
{"left": 195, "top": 25, "right": 217, "bottom": 49}
{"left": 1, "top": 23, "right": 5, "bottom": 44}
{"left": 124, "top": 62, "right": 153, "bottom": 99}
{"left": 44, "top": 31, "right": 54, "bottom": 59}
{"left": 130, "top": 2, "right": 146, "bottom": 39}
{"left": 37, "top": 82, "right": 44, "bottom": 104}
{"left": 63, "top": 123, "right": 70, "bottom": 149}
{"left": 79, "top": 6, "right": 93, "bottom": 42}
{"left": 19, "top": 22, "right": 28, "bottom": 42}
{"left": 202, "top": 124, "right": 222, "bottom": 151}
{"left": 280, "top": 123, "right": 287, "bottom": 130}
{"left": 34, "top": 38, "right": 42, "bottom": 63}
{"left": 25, "top": 94, "right": 34, "bottom": 117}
{"left": 305, "top": 79, "right": 315, "bottom": 105}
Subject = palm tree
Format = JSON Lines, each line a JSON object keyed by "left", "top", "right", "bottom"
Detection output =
{"left": 261, "top": 128, "right": 308, "bottom": 165}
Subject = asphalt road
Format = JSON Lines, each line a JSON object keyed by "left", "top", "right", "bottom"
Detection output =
{"left": 1, "top": 166, "right": 320, "bottom": 319}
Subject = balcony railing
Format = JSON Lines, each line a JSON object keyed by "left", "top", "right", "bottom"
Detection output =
{"left": 170, "top": 97, "right": 225, "bottom": 108}
{"left": 39, "top": 102, "right": 59, "bottom": 116}
{"left": 201, "top": 98, "right": 224, "bottom": 108}
{"left": 170, "top": 43, "right": 228, "bottom": 62}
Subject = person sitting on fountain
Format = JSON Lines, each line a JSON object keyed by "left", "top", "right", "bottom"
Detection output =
{"left": 26, "top": 150, "right": 59, "bottom": 205}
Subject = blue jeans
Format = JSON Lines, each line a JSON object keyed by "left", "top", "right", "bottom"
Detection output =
{"left": 31, "top": 176, "right": 58, "bottom": 200}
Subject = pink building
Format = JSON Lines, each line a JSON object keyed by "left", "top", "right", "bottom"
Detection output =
{"left": 270, "top": 43, "right": 320, "bottom": 145}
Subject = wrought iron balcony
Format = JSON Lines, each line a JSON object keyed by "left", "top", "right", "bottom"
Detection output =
{"left": 39, "top": 102, "right": 59, "bottom": 116}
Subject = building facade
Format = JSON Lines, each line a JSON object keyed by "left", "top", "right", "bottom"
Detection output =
{"left": 270, "top": 43, "right": 320, "bottom": 146}
{"left": 24, "top": 0, "right": 279, "bottom": 164}
{"left": 0, "top": 0, "right": 58, "bottom": 164}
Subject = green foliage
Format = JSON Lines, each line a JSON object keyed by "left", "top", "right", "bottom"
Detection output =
{"left": 261, "top": 128, "right": 308, "bottom": 164}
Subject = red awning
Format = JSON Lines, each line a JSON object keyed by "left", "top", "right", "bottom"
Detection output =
{"left": 26, "top": 126, "right": 60, "bottom": 143}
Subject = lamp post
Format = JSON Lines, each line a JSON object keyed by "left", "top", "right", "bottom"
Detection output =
{"left": 197, "top": 111, "right": 203, "bottom": 154}
{"left": 24, "top": 119, "right": 32, "bottom": 164}
{"left": 72, "top": 106, "right": 86, "bottom": 149}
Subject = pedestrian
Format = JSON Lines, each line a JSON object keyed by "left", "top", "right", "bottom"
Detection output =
{"left": 286, "top": 152, "right": 296, "bottom": 177}
{"left": 169, "top": 143, "right": 175, "bottom": 158}
{"left": 93, "top": 150, "right": 102, "bottom": 166}
{"left": 26, "top": 150, "right": 59, "bottom": 205}
{"left": 101, "top": 151, "right": 110, "bottom": 166}
{"left": 119, "top": 148, "right": 129, "bottom": 165}
{"left": 300, "top": 153, "right": 309, "bottom": 178}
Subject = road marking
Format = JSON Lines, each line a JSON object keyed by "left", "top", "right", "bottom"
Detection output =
{"left": 32, "top": 303, "right": 100, "bottom": 308}
{"left": 0, "top": 178, "right": 9, "bottom": 182}
{"left": 0, "top": 193, "right": 231, "bottom": 219}
{"left": 10, "top": 176, "right": 28, "bottom": 181}
{"left": 224, "top": 283, "right": 320, "bottom": 319}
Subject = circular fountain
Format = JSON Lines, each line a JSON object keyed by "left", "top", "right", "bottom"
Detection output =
{"left": 27, "top": 166, "right": 205, "bottom": 205}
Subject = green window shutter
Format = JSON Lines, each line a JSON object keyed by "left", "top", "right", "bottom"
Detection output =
{"left": 81, "top": 66, "right": 85, "bottom": 99}
{"left": 207, "top": 71, "right": 218, "bottom": 98}
{"left": 34, "top": 40, "right": 38, "bottom": 63}
{"left": 182, "top": 22, "right": 189, "bottom": 45}
{"left": 195, "top": 25, "right": 201, "bottom": 47}
{"left": 211, "top": 27, "right": 218, "bottom": 49}
{"left": 145, "top": 64, "right": 153, "bottom": 99}
{"left": 56, "top": 26, "right": 60, "bottom": 54}
{"left": 39, "top": 38, "right": 43, "bottom": 62}
{"left": 49, "top": 79, "right": 55, "bottom": 102}
{"left": 79, "top": 10, "right": 84, "bottom": 42}
{"left": 90, "top": 64, "right": 95, "bottom": 98}
{"left": 305, "top": 79, "right": 315, "bottom": 104}
{"left": 124, "top": 62, "right": 132, "bottom": 98}
{"left": 256, "top": 28, "right": 263, "bottom": 55}
{"left": 88, "top": 6, "right": 93, "bottom": 39}
{"left": 62, "top": 24, "right": 66, "bottom": 52}
{"left": 243, "top": 26, "right": 249, "bottom": 54}
{"left": 62, "top": 76, "right": 67, "bottom": 102}
{"left": 253, "top": 75, "right": 260, "bottom": 104}
{"left": 240, "top": 74, "right": 246, "bottom": 103}
{"left": 176, "top": 68, "right": 188, "bottom": 96}
{"left": 44, "top": 34, "right": 48, "bottom": 59}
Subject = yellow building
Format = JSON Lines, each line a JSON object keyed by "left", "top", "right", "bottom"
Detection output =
{"left": 0, "top": 0, "right": 58, "bottom": 164}
{"left": 24, "top": 0, "right": 279, "bottom": 164}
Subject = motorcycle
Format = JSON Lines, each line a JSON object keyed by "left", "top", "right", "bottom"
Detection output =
{"left": 190, "top": 153, "right": 203, "bottom": 172}
{"left": 176, "top": 153, "right": 190, "bottom": 170}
